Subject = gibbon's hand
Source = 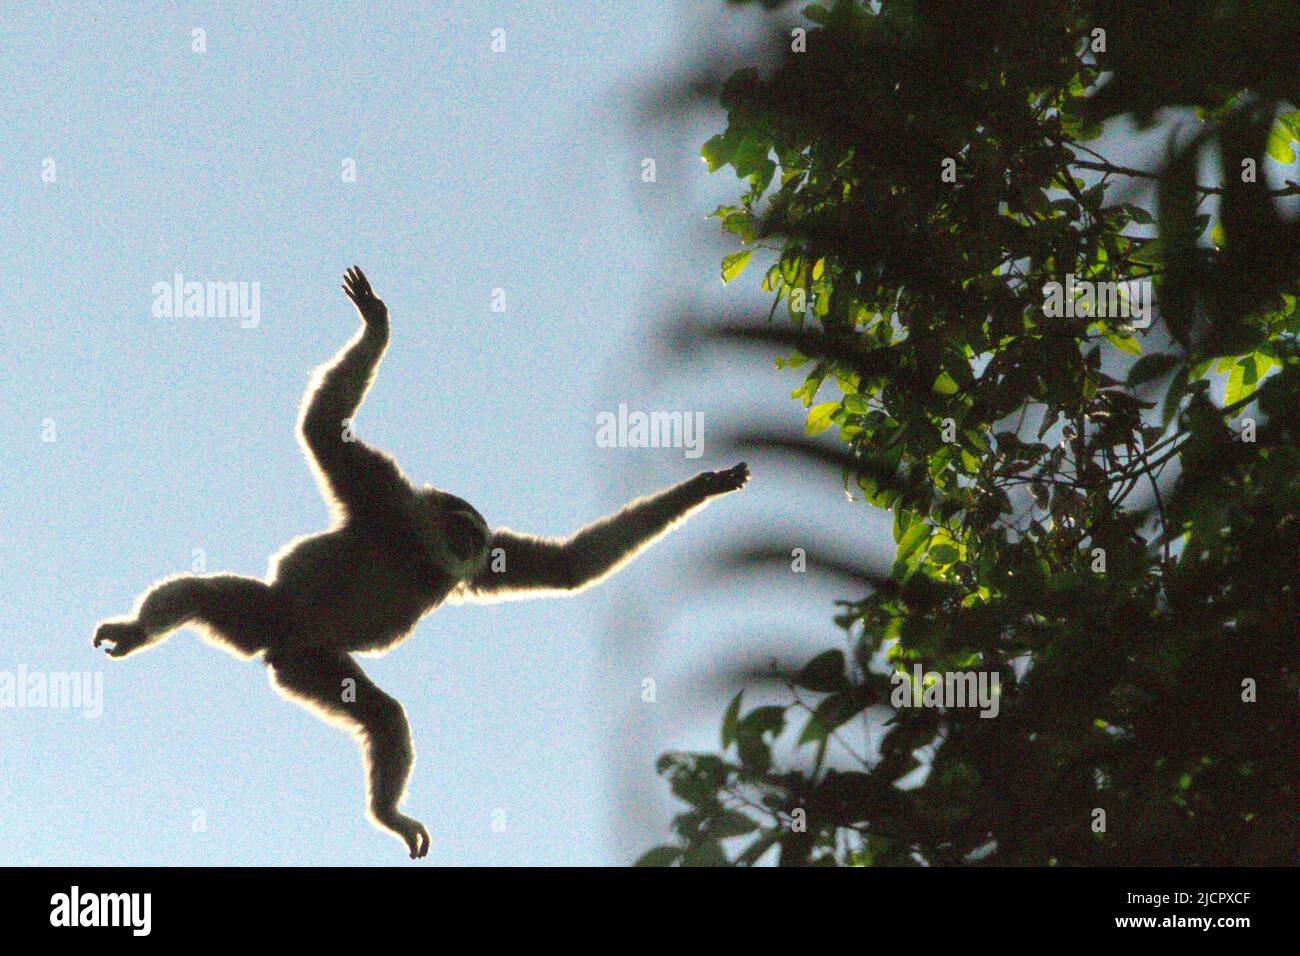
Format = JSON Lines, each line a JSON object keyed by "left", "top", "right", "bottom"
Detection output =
{"left": 342, "top": 265, "right": 388, "bottom": 327}
{"left": 696, "top": 462, "right": 750, "bottom": 496}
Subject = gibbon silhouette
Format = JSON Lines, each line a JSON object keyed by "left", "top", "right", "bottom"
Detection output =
{"left": 93, "top": 267, "right": 748, "bottom": 858}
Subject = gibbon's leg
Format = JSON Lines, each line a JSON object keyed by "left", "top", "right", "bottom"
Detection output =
{"left": 93, "top": 574, "right": 280, "bottom": 659}
{"left": 266, "top": 647, "right": 430, "bottom": 859}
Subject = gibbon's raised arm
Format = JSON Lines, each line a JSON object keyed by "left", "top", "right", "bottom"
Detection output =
{"left": 458, "top": 464, "right": 749, "bottom": 602}
{"left": 298, "top": 266, "right": 409, "bottom": 521}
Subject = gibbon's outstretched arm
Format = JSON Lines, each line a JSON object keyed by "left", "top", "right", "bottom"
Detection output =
{"left": 459, "top": 463, "right": 749, "bottom": 602}
{"left": 299, "top": 266, "right": 410, "bottom": 521}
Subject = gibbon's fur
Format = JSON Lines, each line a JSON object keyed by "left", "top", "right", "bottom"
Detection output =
{"left": 93, "top": 267, "right": 749, "bottom": 858}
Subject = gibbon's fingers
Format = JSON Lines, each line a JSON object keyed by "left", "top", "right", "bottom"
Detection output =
{"left": 351, "top": 265, "right": 373, "bottom": 296}
{"left": 701, "top": 461, "right": 750, "bottom": 495}
{"left": 343, "top": 268, "right": 381, "bottom": 316}
{"left": 409, "top": 820, "right": 431, "bottom": 859}
{"left": 725, "top": 461, "right": 750, "bottom": 486}
{"left": 343, "top": 271, "right": 372, "bottom": 311}
{"left": 346, "top": 266, "right": 372, "bottom": 300}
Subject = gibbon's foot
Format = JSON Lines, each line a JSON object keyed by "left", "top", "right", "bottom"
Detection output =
{"left": 384, "top": 814, "right": 430, "bottom": 859}
{"left": 93, "top": 621, "right": 148, "bottom": 659}
{"left": 699, "top": 462, "right": 750, "bottom": 496}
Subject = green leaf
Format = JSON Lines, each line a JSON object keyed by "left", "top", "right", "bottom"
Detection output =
{"left": 798, "top": 691, "right": 867, "bottom": 745}
{"left": 634, "top": 845, "right": 683, "bottom": 867}
{"left": 1225, "top": 355, "right": 1260, "bottom": 406}
{"left": 1127, "top": 353, "right": 1180, "bottom": 386}
{"left": 1244, "top": 352, "right": 1268, "bottom": 382}
{"left": 1210, "top": 221, "right": 1226, "bottom": 249}
{"left": 1104, "top": 329, "right": 1142, "bottom": 355}
{"left": 1123, "top": 203, "right": 1155, "bottom": 225}
{"left": 1224, "top": 362, "right": 1244, "bottom": 405}
{"left": 736, "top": 706, "right": 785, "bottom": 770}
{"left": 709, "top": 810, "right": 759, "bottom": 838}
{"left": 721, "top": 249, "right": 754, "bottom": 284}
{"left": 930, "top": 543, "right": 959, "bottom": 565}
{"left": 803, "top": 3, "right": 831, "bottom": 22}
{"left": 1130, "top": 237, "right": 1163, "bottom": 265}
{"left": 893, "top": 502, "right": 911, "bottom": 543}
{"left": 700, "top": 133, "right": 733, "bottom": 173}
{"left": 931, "top": 371, "right": 959, "bottom": 395}
{"left": 738, "top": 705, "right": 786, "bottom": 738}
{"left": 721, "top": 691, "right": 743, "bottom": 749}
{"left": 736, "top": 736, "right": 770, "bottom": 773}
{"left": 1266, "top": 122, "right": 1297, "bottom": 163}
{"left": 731, "top": 134, "right": 773, "bottom": 181}
{"left": 896, "top": 520, "right": 931, "bottom": 563}
{"left": 680, "top": 839, "right": 728, "bottom": 867}
{"left": 796, "top": 649, "right": 850, "bottom": 693}
{"left": 842, "top": 392, "right": 868, "bottom": 412}
{"left": 806, "top": 401, "right": 839, "bottom": 435}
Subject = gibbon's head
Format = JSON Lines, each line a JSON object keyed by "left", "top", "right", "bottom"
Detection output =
{"left": 415, "top": 489, "right": 490, "bottom": 580}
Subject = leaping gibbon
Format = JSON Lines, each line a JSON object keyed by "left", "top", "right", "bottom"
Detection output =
{"left": 94, "top": 266, "right": 749, "bottom": 858}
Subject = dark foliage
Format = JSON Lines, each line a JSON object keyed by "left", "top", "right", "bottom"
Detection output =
{"left": 642, "top": 0, "right": 1298, "bottom": 866}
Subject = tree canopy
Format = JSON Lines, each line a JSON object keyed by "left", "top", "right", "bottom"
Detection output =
{"left": 641, "top": 0, "right": 1298, "bottom": 866}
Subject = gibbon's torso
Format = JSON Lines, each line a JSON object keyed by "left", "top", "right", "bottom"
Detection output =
{"left": 268, "top": 491, "right": 488, "bottom": 655}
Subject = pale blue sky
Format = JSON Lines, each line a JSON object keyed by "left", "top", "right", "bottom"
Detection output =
{"left": 4, "top": 2, "right": 1286, "bottom": 868}
{"left": 0, "top": 1, "right": 859, "bottom": 865}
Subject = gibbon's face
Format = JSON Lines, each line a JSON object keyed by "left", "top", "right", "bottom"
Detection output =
{"left": 415, "top": 488, "right": 490, "bottom": 580}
